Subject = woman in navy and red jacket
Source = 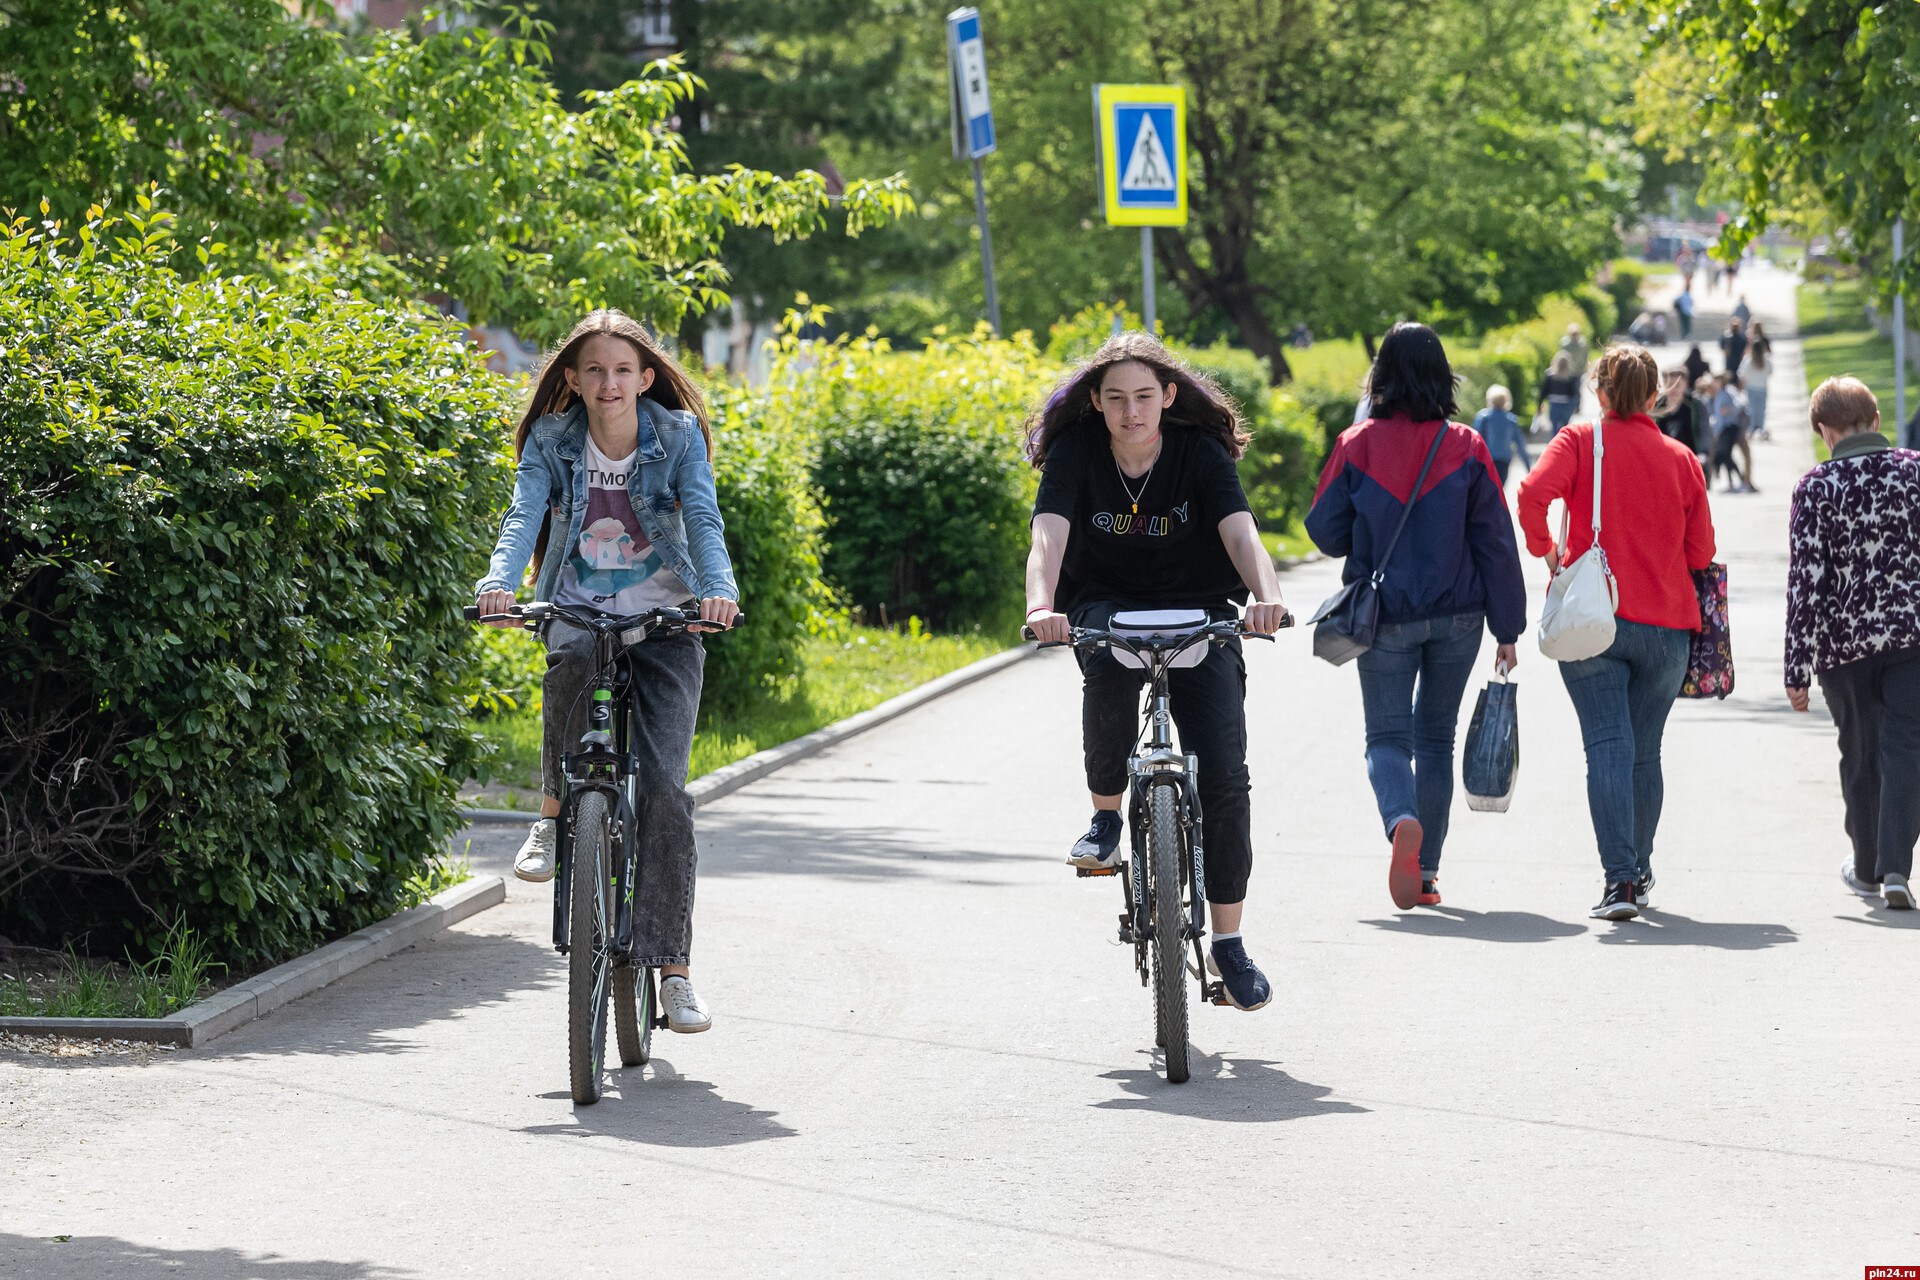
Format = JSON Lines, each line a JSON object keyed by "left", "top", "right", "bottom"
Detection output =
{"left": 1307, "top": 323, "right": 1528, "bottom": 910}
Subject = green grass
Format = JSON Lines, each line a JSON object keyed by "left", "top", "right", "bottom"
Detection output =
{"left": 1260, "top": 519, "right": 1316, "bottom": 562}
{"left": 1796, "top": 278, "right": 1905, "bottom": 454}
{"left": 475, "top": 621, "right": 1010, "bottom": 800}
{"left": 0, "top": 919, "right": 222, "bottom": 1019}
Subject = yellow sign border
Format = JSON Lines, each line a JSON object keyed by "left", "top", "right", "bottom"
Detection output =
{"left": 1097, "top": 84, "right": 1187, "bottom": 227}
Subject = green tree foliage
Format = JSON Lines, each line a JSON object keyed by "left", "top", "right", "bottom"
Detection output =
{"left": 0, "top": 2, "right": 912, "bottom": 342}
{"left": 0, "top": 203, "right": 513, "bottom": 961}
{"left": 1622, "top": 0, "right": 1920, "bottom": 285}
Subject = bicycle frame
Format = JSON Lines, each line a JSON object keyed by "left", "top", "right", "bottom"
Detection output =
{"left": 550, "top": 624, "right": 642, "bottom": 961}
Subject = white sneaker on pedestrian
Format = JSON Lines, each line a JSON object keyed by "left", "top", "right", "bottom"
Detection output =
{"left": 661, "top": 975, "right": 711, "bottom": 1033}
{"left": 514, "top": 818, "right": 557, "bottom": 883}
{"left": 1884, "top": 872, "right": 1914, "bottom": 911}
{"left": 1841, "top": 862, "right": 1882, "bottom": 900}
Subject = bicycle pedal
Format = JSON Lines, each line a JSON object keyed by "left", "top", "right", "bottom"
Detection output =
{"left": 1206, "top": 981, "right": 1232, "bottom": 1006}
{"left": 1076, "top": 865, "right": 1120, "bottom": 877}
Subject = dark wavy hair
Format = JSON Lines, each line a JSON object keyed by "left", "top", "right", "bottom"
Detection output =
{"left": 1024, "top": 331, "right": 1250, "bottom": 468}
{"left": 1366, "top": 321, "right": 1459, "bottom": 422}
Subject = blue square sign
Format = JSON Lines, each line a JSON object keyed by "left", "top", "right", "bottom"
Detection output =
{"left": 1113, "top": 104, "right": 1179, "bottom": 209}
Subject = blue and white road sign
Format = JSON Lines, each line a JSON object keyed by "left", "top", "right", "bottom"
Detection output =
{"left": 947, "top": 8, "right": 995, "bottom": 159}
{"left": 1095, "top": 84, "right": 1187, "bottom": 227}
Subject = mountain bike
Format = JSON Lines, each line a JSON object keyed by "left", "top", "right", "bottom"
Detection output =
{"left": 465, "top": 600, "right": 742, "bottom": 1105}
{"left": 1024, "top": 609, "right": 1287, "bottom": 1083}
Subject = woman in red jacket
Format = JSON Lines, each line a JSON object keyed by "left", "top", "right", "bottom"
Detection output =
{"left": 1517, "top": 345, "right": 1717, "bottom": 920}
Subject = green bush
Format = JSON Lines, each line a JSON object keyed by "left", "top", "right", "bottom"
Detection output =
{"left": 769, "top": 322, "right": 1049, "bottom": 633}
{"left": 0, "top": 205, "right": 512, "bottom": 963}
{"left": 1175, "top": 343, "right": 1323, "bottom": 532}
{"left": 1601, "top": 260, "right": 1649, "bottom": 334}
{"left": 702, "top": 379, "right": 833, "bottom": 713}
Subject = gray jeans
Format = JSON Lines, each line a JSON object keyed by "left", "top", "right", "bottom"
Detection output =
{"left": 543, "top": 620, "right": 704, "bottom": 966}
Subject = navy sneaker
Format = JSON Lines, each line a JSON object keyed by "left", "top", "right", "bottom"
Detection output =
{"left": 1206, "top": 937, "right": 1272, "bottom": 1011}
{"left": 1067, "top": 810, "right": 1123, "bottom": 870}
{"left": 1633, "top": 869, "right": 1655, "bottom": 909}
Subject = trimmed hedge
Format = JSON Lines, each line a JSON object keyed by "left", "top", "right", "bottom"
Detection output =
{"left": 759, "top": 322, "right": 1050, "bottom": 633}
{"left": 0, "top": 206, "right": 511, "bottom": 962}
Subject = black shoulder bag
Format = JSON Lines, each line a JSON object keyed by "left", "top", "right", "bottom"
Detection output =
{"left": 1308, "top": 423, "right": 1448, "bottom": 666}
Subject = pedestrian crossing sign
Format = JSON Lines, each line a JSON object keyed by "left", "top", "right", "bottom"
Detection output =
{"left": 1095, "top": 84, "right": 1187, "bottom": 227}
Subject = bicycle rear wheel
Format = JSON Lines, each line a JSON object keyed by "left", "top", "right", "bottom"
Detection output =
{"left": 1149, "top": 784, "right": 1190, "bottom": 1084}
{"left": 614, "top": 965, "right": 654, "bottom": 1068}
{"left": 568, "top": 789, "right": 614, "bottom": 1104}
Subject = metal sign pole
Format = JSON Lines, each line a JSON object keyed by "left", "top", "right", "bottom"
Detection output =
{"left": 1897, "top": 216, "right": 1908, "bottom": 442}
{"left": 973, "top": 157, "right": 1002, "bottom": 337}
{"left": 1141, "top": 228, "right": 1156, "bottom": 334}
{"left": 948, "top": 8, "right": 1001, "bottom": 337}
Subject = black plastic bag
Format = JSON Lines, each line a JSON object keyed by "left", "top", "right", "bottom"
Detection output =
{"left": 1462, "top": 676, "right": 1519, "bottom": 813}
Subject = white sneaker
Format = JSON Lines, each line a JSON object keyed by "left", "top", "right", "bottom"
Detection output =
{"left": 660, "top": 975, "right": 711, "bottom": 1033}
{"left": 514, "top": 819, "right": 557, "bottom": 883}
{"left": 1841, "top": 862, "right": 1882, "bottom": 900}
{"left": 1885, "top": 872, "right": 1914, "bottom": 911}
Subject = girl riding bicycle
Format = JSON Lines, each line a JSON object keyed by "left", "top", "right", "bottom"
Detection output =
{"left": 475, "top": 309, "right": 738, "bottom": 1034}
{"left": 1024, "top": 333, "right": 1290, "bottom": 1012}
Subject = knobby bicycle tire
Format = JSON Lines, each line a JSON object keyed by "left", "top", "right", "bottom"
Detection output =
{"left": 615, "top": 965, "right": 653, "bottom": 1068}
{"left": 569, "top": 789, "right": 614, "bottom": 1104}
{"left": 1149, "top": 784, "right": 1190, "bottom": 1084}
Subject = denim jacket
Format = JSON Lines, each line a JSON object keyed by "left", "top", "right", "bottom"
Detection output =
{"left": 475, "top": 396, "right": 739, "bottom": 603}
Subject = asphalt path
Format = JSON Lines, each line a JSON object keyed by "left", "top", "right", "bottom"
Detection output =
{"left": 6, "top": 263, "right": 1917, "bottom": 1278}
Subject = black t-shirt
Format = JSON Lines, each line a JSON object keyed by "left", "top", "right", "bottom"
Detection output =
{"left": 1033, "top": 425, "right": 1253, "bottom": 614}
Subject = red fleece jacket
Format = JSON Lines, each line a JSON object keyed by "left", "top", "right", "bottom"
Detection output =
{"left": 1516, "top": 414, "right": 1717, "bottom": 632}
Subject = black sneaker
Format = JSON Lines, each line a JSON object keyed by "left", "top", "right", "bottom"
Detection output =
{"left": 1067, "top": 810, "right": 1123, "bottom": 870}
{"left": 1206, "top": 937, "right": 1272, "bottom": 1011}
{"left": 1632, "top": 870, "right": 1655, "bottom": 909}
{"left": 1590, "top": 881, "right": 1639, "bottom": 920}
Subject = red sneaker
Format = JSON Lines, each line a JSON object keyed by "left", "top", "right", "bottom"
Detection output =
{"left": 1389, "top": 818, "right": 1423, "bottom": 909}
{"left": 1417, "top": 879, "right": 1442, "bottom": 906}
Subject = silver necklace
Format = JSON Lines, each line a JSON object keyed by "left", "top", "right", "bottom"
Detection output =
{"left": 1113, "top": 441, "right": 1161, "bottom": 514}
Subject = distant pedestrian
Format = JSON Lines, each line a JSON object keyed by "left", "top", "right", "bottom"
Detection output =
{"left": 1709, "top": 373, "right": 1757, "bottom": 493}
{"left": 1471, "top": 384, "right": 1531, "bottom": 485}
{"left": 1674, "top": 286, "right": 1695, "bottom": 340}
{"left": 1628, "top": 311, "right": 1657, "bottom": 344}
{"left": 1652, "top": 312, "right": 1669, "bottom": 344}
{"left": 1677, "top": 246, "right": 1697, "bottom": 292}
{"left": 1733, "top": 295, "right": 1752, "bottom": 326}
{"left": 1540, "top": 352, "right": 1580, "bottom": 436}
{"left": 1560, "top": 323, "right": 1590, "bottom": 379}
{"left": 1683, "top": 343, "right": 1709, "bottom": 391}
{"left": 1745, "top": 322, "right": 1772, "bottom": 439}
{"left": 1517, "top": 344, "right": 1718, "bottom": 920}
{"left": 1653, "top": 368, "right": 1707, "bottom": 466}
{"left": 1719, "top": 315, "right": 1748, "bottom": 375}
{"left": 1290, "top": 322, "right": 1314, "bottom": 349}
{"left": 1306, "top": 323, "right": 1527, "bottom": 910}
{"left": 1785, "top": 376, "right": 1920, "bottom": 910}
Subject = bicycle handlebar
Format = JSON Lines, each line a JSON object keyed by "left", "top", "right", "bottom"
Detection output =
{"left": 463, "top": 602, "right": 745, "bottom": 633}
{"left": 1020, "top": 613, "right": 1292, "bottom": 650}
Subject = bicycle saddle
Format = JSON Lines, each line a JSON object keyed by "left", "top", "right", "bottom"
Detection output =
{"left": 1108, "top": 609, "right": 1212, "bottom": 669}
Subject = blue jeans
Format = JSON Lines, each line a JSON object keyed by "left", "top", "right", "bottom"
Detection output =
{"left": 1355, "top": 612, "right": 1486, "bottom": 874}
{"left": 1557, "top": 619, "right": 1691, "bottom": 884}
{"left": 1548, "top": 400, "right": 1576, "bottom": 435}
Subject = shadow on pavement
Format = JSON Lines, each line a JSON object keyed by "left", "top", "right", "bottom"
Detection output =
{"left": 695, "top": 809, "right": 1030, "bottom": 883}
{"left": 517, "top": 1056, "right": 797, "bottom": 1147}
{"left": 1596, "top": 910, "right": 1796, "bottom": 949}
{"left": 0, "top": 1234, "right": 411, "bottom": 1279}
{"left": 1361, "top": 908, "right": 1588, "bottom": 943}
{"left": 1837, "top": 910, "right": 1920, "bottom": 930}
{"left": 1093, "top": 1052, "right": 1367, "bottom": 1122}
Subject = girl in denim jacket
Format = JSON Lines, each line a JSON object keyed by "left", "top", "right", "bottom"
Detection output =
{"left": 475, "top": 309, "right": 739, "bottom": 1033}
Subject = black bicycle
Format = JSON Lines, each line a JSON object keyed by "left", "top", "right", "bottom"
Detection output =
{"left": 1024, "top": 609, "right": 1288, "bottom": 1083}
{"left": 465, "top": 600, "right": 742, "bottom": 1105}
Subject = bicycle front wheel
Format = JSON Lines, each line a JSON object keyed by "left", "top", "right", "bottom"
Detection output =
{"left": 569, "top": 789, "right": 614, "bottom": 1105}
{"left": 1149, "top": 783, "right": 1191, "bottom": 1084}
{"left": 614, "top": 965, "right": 654, "bottom": 1068}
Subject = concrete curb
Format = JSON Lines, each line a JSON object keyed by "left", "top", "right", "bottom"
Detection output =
{"left": 0, "top": 875, "right": 505, "bottom": 1047}
{"left": 459, "top": 643, "right": 1043, "bottom": 824}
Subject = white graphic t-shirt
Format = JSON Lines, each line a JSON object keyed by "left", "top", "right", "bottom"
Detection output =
{"left": 551, "top": 436, "right": 693, "bottom": 614}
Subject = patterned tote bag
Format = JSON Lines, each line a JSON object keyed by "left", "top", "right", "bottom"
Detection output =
{"left": 1679, "top": 563, "right": 1733, "bottom": 699}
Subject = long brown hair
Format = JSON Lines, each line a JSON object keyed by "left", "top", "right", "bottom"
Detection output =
{"left": 515, "top": 309, "right": 712, "bottom": 582}
{"left": 1024, "top": 331, "right": 1250, "bottom": 469}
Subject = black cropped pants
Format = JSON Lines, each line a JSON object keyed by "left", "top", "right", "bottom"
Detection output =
{"left": 1072, "top": 600, "right": 1253, "bottom": 904}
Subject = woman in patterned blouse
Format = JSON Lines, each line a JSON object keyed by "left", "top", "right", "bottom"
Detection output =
{"left": 1785, "top": 376, "right": 1920, "bottom": 910}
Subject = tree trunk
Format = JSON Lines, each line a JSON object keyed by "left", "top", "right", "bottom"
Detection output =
{"left": 1155, "top": 230, "right": 1293, "bottom": 384}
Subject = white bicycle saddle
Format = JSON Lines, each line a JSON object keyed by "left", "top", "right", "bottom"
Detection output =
{"left": 1108, "top": 609, "right": 1212, "bottom": 670}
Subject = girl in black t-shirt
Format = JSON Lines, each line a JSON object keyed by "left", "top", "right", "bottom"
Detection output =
{"left": 1023, "top": 333, "right": 1290, "bottom": 1012}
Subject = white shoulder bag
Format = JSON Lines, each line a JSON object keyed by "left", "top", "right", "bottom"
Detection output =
{"left": 1537, "top": 418, "right": 1619, "bottom": 662}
